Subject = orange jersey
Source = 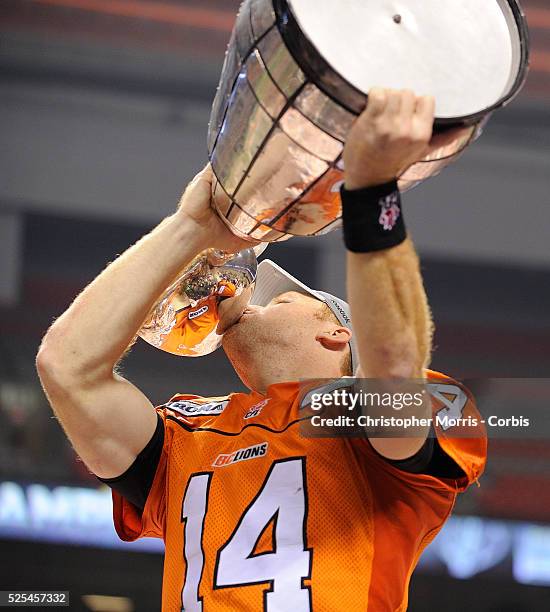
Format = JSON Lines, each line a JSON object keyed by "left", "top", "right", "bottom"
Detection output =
{"left": 112, "top": 370, "right": 486, "bottom": 611}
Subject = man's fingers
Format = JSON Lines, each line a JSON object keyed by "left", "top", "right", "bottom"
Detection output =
{"left": 399, "top": 90, "right": 416, "bottom": 119}
{"left": 415, "top": 95, "right": 436, "bottom": 121}
{"left": 190, "top": 164, "right": 214, "bottom": 191}
{"left": 196, "top": 163, "right": 213, "bottom": 182}
{"left": 385, "top": 89, "right": 403, "bottom": 115}
{"left": 366, "top": 88, "right": 388, "bottom": 117}
{"left": 410, "top": 95, "right": 435, "bottom": 143}
{"left": 180, "top": 165, "right": 214, "bottom": 208}
{"left": 201, "top": 163, "right": 213, "bottom": 176}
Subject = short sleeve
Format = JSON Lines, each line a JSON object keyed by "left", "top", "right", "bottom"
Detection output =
{"left": 358, "top": 371, "right": 487, "bottom": 493}
{"left": 427, "top": 370, "right": 487, "bottom": 491}
{"left": 111, "top": 408, "right": 171, "bottom": 541}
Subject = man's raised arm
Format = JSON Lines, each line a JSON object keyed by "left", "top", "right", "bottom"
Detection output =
{"left": 342, "top": 88, "right": 466, "bottom": 460}
{"left": 36, "top": 166, "right": 251, "bottom": 479}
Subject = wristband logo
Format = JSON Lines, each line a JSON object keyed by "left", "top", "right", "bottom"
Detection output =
{"left": 378, "top": 193, "right": 401, "bottom": 231}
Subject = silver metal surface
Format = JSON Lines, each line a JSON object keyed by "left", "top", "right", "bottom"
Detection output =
{"left": 208, "top": 0, "right": 528, "bottom": 242}
{"left": 235, "top": 0, "right": 255, "bottom": 61}
{"left": 295, "top": 84, "right": 355, "bottom": 143}
{"left": 270, "top": 166, "right": 345, "bottom": 235}
{"left": 398, "top": 123, "right": 482, "bottom": 190}
{"left": 211, "top": 72, "right": 273, "bottom": 197}
{"left": 256, "top": 26, "right": 306, "bottom": 97}
{"left": 139, "top": 247, "right": 260, "bottom": 357}
{"left": 232, "top": 127, "right": 329, "bottom": 227}
{"left": 279, "top": 107, "right": 343, "bottom": 162}
{"left": 250, "top": 0, "right": 277, "bottom": 38}
{"left": 246, "top": 49, "right": 287, "bottom": 119}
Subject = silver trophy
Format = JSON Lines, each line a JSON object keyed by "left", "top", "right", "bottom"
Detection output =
{"left": 139, "top": 0, "right": 529, "bottom": 356}
{"left": 139, "top": 246, "right": 265, "bottom": 357}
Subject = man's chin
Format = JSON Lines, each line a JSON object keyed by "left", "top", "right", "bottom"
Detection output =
{"left": 221, "top": 315, "right": 257, "bottom": 354}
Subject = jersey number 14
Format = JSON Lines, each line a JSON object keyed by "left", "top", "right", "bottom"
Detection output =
{"left": 181, "top": 457, "right": 312, "bottom": 612}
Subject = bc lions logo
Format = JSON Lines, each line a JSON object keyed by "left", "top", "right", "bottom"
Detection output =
{"left": 378, "top": 193, "right": 401, "bottom": 231}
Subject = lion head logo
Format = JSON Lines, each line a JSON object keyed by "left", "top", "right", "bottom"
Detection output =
{"left": 378, "top": 193, "right": 401, "bottom": 231}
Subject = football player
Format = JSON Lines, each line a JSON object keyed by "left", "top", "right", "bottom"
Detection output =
{"left": 37, "top": 89, "right": 486, "bottom": 611}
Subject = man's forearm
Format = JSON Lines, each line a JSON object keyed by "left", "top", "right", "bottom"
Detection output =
{"left": 346, "top": 239, "right": 432, "bottom": 378}
{"left": 39, "top": 211, "right": 210, "bottom": 382}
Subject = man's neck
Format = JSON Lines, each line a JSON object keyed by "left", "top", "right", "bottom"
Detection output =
{"left": 241, "top": 361, "right": 341, "bottom": 395}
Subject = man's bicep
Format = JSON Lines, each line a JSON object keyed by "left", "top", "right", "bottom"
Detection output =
{"left": 49, "top": 373, "right": 158, "bottom": 479}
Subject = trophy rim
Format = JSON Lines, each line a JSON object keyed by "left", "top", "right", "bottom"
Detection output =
{"left": 275, "top": 0, "right": 530, "bottom": 125}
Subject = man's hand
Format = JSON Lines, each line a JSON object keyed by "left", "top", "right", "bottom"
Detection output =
{"left": 37, "top": 164, "right": 260, "bottom": 479}
{"left": 177, "top": 164, "right": 259, "bottom": 254}
{"left": 343, "top": 88, "right": 469, "bottom": 190}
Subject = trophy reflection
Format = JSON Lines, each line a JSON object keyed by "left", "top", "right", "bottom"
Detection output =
{"left": 139, "top": 247, "right": 259, "bottom": 357}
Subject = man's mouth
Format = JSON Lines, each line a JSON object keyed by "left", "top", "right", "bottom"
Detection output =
{"left": 232, "top": 308, "right": 255, "bottom": 326}
{"left": 219, "top": 308, "right": 251, "bottom": 335}
{"left": 219, "top": 304, "right": 262, "bottom": 335}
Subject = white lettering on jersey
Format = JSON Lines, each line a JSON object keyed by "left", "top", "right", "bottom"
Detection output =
{"left": 188, "top": 305, "right": 209, "bottom": 320}
{"left": 182, "top": 459, "right": 310, "bottom": 611}
{"left": 167, "top": 399, "right": 229, "bottom": 417}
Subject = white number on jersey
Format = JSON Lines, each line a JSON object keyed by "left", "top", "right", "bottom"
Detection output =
{"left": 181, "top": 472, "right": 212, "bottom": 612}
{"left": 181, "top": 458, "right": 311, "bottom": 611}
{"left": 427, "top": 383, "right": 468, "bottom": 430}
{"left": 214, "top": 458, "right": 311, "bottom": 611}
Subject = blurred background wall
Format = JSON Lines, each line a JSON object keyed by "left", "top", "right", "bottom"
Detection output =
{"left": 0, "top": 1, "right": 549, "bottom": 610}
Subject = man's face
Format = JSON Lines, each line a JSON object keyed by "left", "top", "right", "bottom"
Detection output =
{"left": 222, "top": 290, "right": 326, "bottom": 357}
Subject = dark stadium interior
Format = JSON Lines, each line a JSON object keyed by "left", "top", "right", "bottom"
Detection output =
{"left": 1, "top": 1, "right": 549, "bottom": 610}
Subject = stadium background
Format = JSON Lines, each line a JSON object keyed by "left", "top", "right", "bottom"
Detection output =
{"left": 0, "top": 0, "right": 549, "bottom": 610}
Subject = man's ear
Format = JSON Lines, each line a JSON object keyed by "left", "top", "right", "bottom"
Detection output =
{"left": 316, "top": 327, "right": 352, "bottom": 353}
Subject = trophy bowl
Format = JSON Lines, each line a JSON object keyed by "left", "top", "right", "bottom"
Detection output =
{"left": 208, "top": 0, "right": 529, "bottom": 242}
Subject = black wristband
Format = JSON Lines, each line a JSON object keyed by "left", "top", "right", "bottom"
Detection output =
{"left": 340, "top": 180, "right": 407, "bottom": 253}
